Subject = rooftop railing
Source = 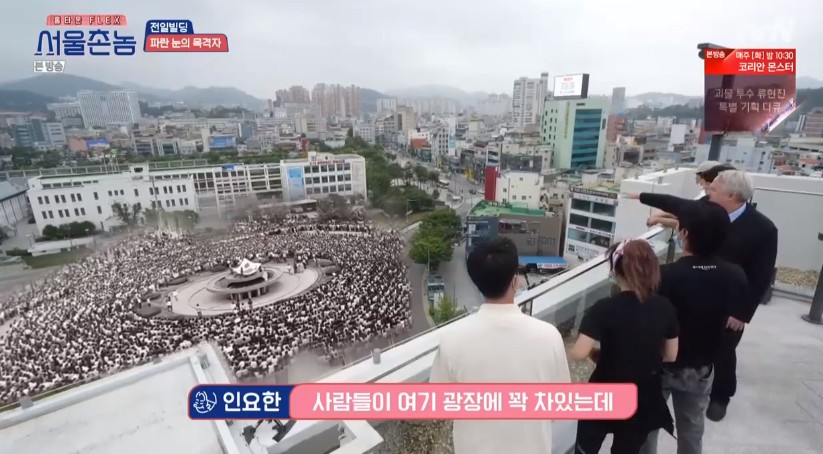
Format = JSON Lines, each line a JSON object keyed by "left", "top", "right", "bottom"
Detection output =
{"left": 270, "top": 225, "right": 674, "bottom": 454}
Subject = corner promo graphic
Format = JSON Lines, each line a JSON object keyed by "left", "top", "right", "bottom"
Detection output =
{"left": 188, "top": 383, "right": 637, "bottom": 420}
{"left": 703, "top": 48, "right": 796, "bottom": 134}
{"left": 33, "top": 14, "right": 229, "bottom": 72}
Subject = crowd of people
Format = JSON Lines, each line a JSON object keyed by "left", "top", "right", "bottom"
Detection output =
{"left": 432, "top": 165, "right": 779, "bottom": 454}
{"left": 0, "top": 212, "right": 411, "bottom": 405}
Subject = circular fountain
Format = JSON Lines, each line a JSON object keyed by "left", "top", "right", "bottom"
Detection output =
{"left": 206, "top": 259, "right": 283, "bottom": 302}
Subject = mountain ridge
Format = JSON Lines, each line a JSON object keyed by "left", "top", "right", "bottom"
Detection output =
{"left": 0, "top": 75, "right": 388, "bottom": 111}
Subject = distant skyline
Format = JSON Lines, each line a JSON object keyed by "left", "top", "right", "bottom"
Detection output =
{"left": 2, "top": 0, "right": 821, "bottom": 98}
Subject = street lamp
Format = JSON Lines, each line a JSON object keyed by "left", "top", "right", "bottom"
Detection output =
{"left": 698, "top": 42, "right": 735, "bottom": 161}
{"left": 801, "top": 232, "right": 823, "bottom": 325}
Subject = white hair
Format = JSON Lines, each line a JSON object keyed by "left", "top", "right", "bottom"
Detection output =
{"left": 715, "top": 170, "right": 754, "bottom": 202}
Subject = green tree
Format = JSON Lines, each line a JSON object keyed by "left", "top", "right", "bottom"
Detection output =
{"left": 318, "top": 194, "right": 352, "bottom": 221}
{"left": 419, "top": 209, "right": 462, "bottom": 243}
{"left": 111, "top": 202, "right": 143, "bottom": 227}
{"left": 408, "top": 232, "right": 452, "bottom": 270}
{"left": 413, "top": 165, "right": 429, "bottom": 186}
{"left": 427, "top": 170, "right": 440, "bottom": 184}
{"left": 432, "top": 189, "right": 440, "bottom": 201}
{"left": 430, "top": 295, "right": 467, "bottom": 325}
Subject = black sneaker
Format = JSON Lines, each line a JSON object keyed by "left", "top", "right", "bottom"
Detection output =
{"left": 706, "top": 401, "right": 727, "bottom": 422}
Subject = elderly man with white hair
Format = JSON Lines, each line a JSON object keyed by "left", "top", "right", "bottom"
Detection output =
{"left": 703, "top": 170, "right": 777, "bottom": 420}
{"left": 626, "top": 168, "right": 778, "bottom": 423}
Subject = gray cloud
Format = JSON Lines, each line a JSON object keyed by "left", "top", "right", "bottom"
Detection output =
{"left": 1, "top": 0, "right": 821, "bottom": 97}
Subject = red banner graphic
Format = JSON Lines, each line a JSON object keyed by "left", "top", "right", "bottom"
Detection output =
{"left": 705, "top": 48, "right": 796, "bottom": 76}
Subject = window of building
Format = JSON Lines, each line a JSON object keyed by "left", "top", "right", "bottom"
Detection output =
{"left": 74, "top": 208, "right": 80, "bottom": 216}
{"left": 97, "top": 206, "right": 102, "bottom": 214}
{"left": 94, "top": 192, "right": 98, "bottom": 200}
{"left": 58, "top": 210, "right": 63, "bottom": 218}
{"left": 80, "top": 208, "right": 86, "bottom": 215}
{"left": 590, "top": 218, "right": 615, "bottom": 234}
{"left": 134, "top": 189, "right": 139, "bottom": 197}
{"left": 48, "top": 210, "right": 53, "bottom": 219}
{"left": 571, "top": 198, "right": 591, "bottom": 212}
{"left": 166, "top": 200, "right": 171, "bottom": 207}
{"left": 41, "top": 211, "right": 47, "bottom": 218}
{"left": 569, "top": 213, "right": 589, "bottom": 228}
{"left": 37, "top": 196, "right": 42, "bottom": 204}
{"left": 119, "top": 190, "right": 124, "bottom": 196}
{"left": 345, "top": 184, "right": 352, "bottom": 191}
{"left": 521, "top": 196, "right": 527, "bottom": 200}
{"left": 61, "top": 195, "right": 67, "bottom": 203}
{"left": 76, "top": 193, "right": 82, "bottom": 202}
{"left": 108, "top": 190, "right": 112, "bottom": 197}
{"left": 70, "top": 194, "right": 76, "bottom": 202}
{"left": 591, "top": 202, "right": 616, "bottom": 217}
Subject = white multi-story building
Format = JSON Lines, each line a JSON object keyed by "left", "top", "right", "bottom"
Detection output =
{"left": 46, "top": 101, "right": 82, "bottom": 120}
{"left": 27, "top": 169, "right": 197, "bottom": 234}
{"left": 23, "top": 152, "right": 369, "bottom": 233}
{"left": 495, "top": 170, "right": 543, "bottom": 210}
{"left": 511, "top": 73, "right": 549, "bottom": 130}
{"left": 376, "top": 98, "right": 397, "bottom": 113}
{"left": 353, "top": 123, "right": 376, "bottom": 144}
{"left": 77, "top": 90, "right": 142, "bottom": 128}
{"left": 694, "top": 135, "right": 777, "bottom": 174}
{"left": 564, "top": 183, "right": 618, "bottom": 266}
{"left": 42, "top": 122, "right": 66, "bottom": 147}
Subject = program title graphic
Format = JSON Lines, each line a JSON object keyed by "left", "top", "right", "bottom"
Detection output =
{"left": 703, "top": 48, "right": 796, "bottom": 135}
{"left": 33, "top": 14, "right": 229, "bottom": 74}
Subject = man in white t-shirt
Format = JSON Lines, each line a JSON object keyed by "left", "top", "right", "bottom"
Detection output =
{"left": 430, "top": 237, "right": 571, "bottom": 454}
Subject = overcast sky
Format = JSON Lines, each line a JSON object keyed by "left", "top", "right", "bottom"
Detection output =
{"left": 2, "top": 0, "right": 822, "bottom": 97}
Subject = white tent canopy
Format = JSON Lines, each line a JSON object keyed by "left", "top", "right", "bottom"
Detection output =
{"left": 231, "top": 259, "right": 261, "bottom": 276}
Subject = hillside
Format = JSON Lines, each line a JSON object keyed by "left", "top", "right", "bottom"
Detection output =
{"left": 0, "top": 75, "right": 266, "bottom": 108}
{"left": 0, "top": 90, "right": 55, "bottom": 112}
{"left": 0, "top": 75, "right": 120, "bottom": 99}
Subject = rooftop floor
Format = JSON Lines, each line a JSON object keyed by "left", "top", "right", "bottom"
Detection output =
{"left": 605, "top": 294, "right": 823, "bottom": 454}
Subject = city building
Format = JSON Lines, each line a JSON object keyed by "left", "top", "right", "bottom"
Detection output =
{"left": 353, "top": 123, "right": 376, "bottom": 144}
{"left": 77, "top": 90, "right": 142, "bottom": 127}
{"left": 27, "top": 167, "right": 197, "bottom": 234}
{"left": 20, "top": 152, "right": 367, "bottom": 233}
{"left": 605, "top": 114, "right": 627, "bottom": 143}
{"left": 500, "top": 142, "right": 553, "bottom": 174}
{"left": 475, "top": 94, "right": 512, "bottom": 117}
{"left": 466, "top": 199, "right": 563, "bottom": 259}
{"left": 0, "top": 181, "right": 30, "bottom": 232}
{"left": 311, "top": 84, "right": 361, "bottom": 119}
{"left": 610, "top": 87, "right": 626, "bottom": 114}
{"left": 5, "top": 165, "right": 823, "bottom": 454}
{"left": 11, "top": 120, "right": 65, "bottom": 149}
{"left": 799, "top": 107, "right": 823, "bottom": 138}
{"left": 693, "top": 135, "right": 777, "bottom": 173}
{"left": 564, "top": 181, "right": 618, "bottom": 265}
{"left": 494, "top": 170, "right": 543, "bottom": 210}
{"left": 46, "top": 101, "right": 82, "bottom": 120}
{"left": 511, "top": 73, "right": 549, "bottom": 130}
{"left": 376, "top": 98, "right": 397, "bottom": 113}
{"left": 541, "top": 97, "right": 609, "bottom": 169}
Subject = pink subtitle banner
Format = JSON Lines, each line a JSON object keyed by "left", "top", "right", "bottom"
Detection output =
{"left": 289, "top": 383, "right": 637, "bottom": 420}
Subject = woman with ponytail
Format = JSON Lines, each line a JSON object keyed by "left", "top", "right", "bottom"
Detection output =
{"left": 570, "top": 240, "right": 679, "bottom": 454}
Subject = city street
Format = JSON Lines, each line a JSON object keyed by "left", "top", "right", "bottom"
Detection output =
{"left": 434, "top": 241, "right": 483, "bottom": 311}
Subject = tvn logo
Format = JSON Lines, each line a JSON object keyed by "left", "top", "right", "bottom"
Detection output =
{"left": 734, "top": 17, "right": 796, "bottom": 45}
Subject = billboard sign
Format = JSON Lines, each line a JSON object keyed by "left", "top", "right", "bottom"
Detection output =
{"left": 552, "top": 74, "right": 590, "bottom": 100}
{"left": 209, "top": 135, "right": 236, "bottom": 149}
{"left": 703, "top": 48, "right": 796, "bottom": 134}
{"left": 85, "top": 138, "right": 110, "bottom": 148}
{"left": 287, "top": 166, "right": 306, "bottom": 201}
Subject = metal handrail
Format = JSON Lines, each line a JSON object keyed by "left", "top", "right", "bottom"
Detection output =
{"left": 316, "top": 224, "right": 671, "bottom": 382}
{"left": 754, "top": 187, "right": 823, "bottom": 197}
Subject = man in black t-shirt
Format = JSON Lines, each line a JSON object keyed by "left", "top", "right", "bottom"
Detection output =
{"left": 639, "top": 202, "right": 748, "bottom": 454}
